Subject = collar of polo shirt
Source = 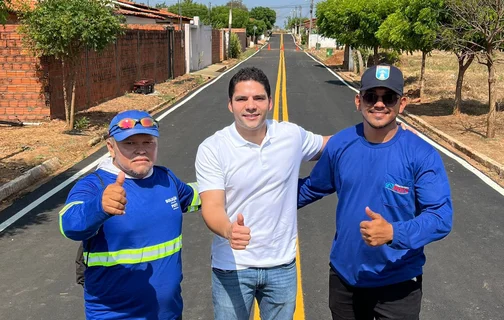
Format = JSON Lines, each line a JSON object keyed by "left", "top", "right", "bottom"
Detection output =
{"left": 229, "top": 120, "right": 277, "bottom": 147}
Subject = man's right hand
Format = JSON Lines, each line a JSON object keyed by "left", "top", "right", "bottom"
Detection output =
{"left": 226, "top": 213, "right": 251, "bottom": 250}
{"left": 102, "top": 171, "right": 127, "bottom": 215}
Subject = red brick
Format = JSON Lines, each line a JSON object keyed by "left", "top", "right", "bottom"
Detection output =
{"left": 1, "top": 25, "right": 19, "bottom": 32}
{"left": 2, "top": 27, "right": 187, "bottom": 119}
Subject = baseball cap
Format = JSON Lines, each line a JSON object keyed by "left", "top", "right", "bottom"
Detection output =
{"left": 108, "top": 110, "right": 159, "bottom": 142}
{"left": 360, "top": 64, "right": 404, "bottom": 96}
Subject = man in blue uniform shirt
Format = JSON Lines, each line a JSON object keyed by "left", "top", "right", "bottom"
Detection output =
{"left": 59, "top": 109, "right": 200, "bottom": 320}
{"left": 298, "top": 65, "right": 453, "bottom": 320}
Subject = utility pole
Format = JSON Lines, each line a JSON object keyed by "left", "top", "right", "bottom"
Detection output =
{"left": 299, "top": 6, "right": 302, "bottom": 37}
{"left": 309, "top": 0, "right": 314, "bottom": 49}
{"left": 178, "top": 0, "right": 182, "bottom": 31}
{"left": 228, "top": 0, "right": 232, "bottom": 59}
{"left": 293, "top": 7, "right": 297, "bottom": 35}
{"left": 209, "top": 2, "right": 212, "bottom": 25}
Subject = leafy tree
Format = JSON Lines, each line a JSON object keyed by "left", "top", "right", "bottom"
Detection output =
{"left": 377, "top": 0, "right": 444, "bottom": 97}
{"left": 246, "top": 18, "right": 266, "bottom": 43}
{"left": 250, "top": 6, "right": 276, "bottom": 30}
{"left": 286, "top": 16, "right": 307, "bottom": 30}
{"left": 226, "top": 0, "right": 247, "bottom": 11}
{"left": 163, "top": 0, "right": 211, "bottom": 25}
{"left": 317, "top": 0, "right": 397, "bottom": 65}
{"left": 211, "top": 5, "right": 249, "bottom": 29}
{"left": 0, "top": 0, "right": 8, "bottom": 24}
{"left": 19, "top": 0, "right": 124, "bottom": 130}
{"left": 445, "top": 0, "right": 504, "bottom": 138}
{"left": 438, "top": 12, "right": 485, "bottom": 115}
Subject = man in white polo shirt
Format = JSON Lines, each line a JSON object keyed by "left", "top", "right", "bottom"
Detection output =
{"left": 195, "top": 67, "right": 329, "bottom": 320}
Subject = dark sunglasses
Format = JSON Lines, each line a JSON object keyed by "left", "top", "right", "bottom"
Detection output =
{"left": 361, "top": 91, "right": 400, "bottom": 108}
{"left": 111, "top": 117, "right": 159, "bottom": 130}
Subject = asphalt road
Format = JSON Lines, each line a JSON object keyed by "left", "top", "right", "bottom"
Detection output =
{"left": 1, "top": 34, "right": 503, "bottom": 320}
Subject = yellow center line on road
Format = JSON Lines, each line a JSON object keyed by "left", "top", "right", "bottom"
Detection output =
{"left": 281, "top": 48, "right": 288, "bottom": 122}
{"left": 273, "top": 46, "right": 282, "bottom": 121}
{"left": 253, "top": 33, "right": 306, "bottom": 320}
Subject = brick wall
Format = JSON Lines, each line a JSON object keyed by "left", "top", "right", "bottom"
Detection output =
{"left": 237, "top": 32, "right": 247, "bottom": 52}
{"left": 1, "top": 26, "right": 186, "bottom": 120}
{"left": 0, "top": 25, "right": 49, "bottom": 120}
{"left": 173, "top": 31, "right": 185, "bottom": 78}
{"left": 220, "top": 30, "right": 224, "bottom": 62}
{"left": 212, "top": 29, "right": 222, "bottom": 64}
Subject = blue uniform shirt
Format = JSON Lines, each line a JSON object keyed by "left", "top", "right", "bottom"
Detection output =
{"left": 298, "top": 123, "right": 453, "bottom": 287}
{"left": 60, "top": 165, "right": 198, "bottom": 320}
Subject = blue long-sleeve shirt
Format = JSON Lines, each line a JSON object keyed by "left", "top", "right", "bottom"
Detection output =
{"left": 298, "top": 123, "right": 452, "bottom": 287}
{"left": 59, "top": 164, "right": 199, "bottom": 320}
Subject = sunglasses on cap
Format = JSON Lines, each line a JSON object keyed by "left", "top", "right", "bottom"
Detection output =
{"left": 361, "top": 91, "right": 400, "bottom": 108}
{"left": 111, "top": 117, "right": 159, "bottom": 130}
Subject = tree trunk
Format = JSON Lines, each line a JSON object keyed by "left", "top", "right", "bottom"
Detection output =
{"left": 69, "top": 71, "right": 76, "bottom": 131}
{"left": 419, "top": 51, "right": 426, "bottom": 98}
{"left": 356, "top": 49, "right": 364, "bottom": 76}
{"left": 373, "top": 45, "right": 379, "bottom": 66}
{"left": 486, "top": 51, "right": 496, "bottom": 138}
{"left": 61, "top": 57, "right": 70, "bottom": 127}
{"left": 453, "top": 52, "right": 474, "bottom": 115}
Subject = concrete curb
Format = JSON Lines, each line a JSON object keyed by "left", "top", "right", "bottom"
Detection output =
{"left": 0, "top": 157, "right": 61, "bottom": 202}
{"left": 304, "top": 49, "right": 504, "bottom": 178}
{"left": 402, "top": 111, "right": 504, "bottom": 178}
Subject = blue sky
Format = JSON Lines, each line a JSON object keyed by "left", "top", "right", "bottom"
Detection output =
{"left": 147, "top": 0, "right": 315, "bottom": 28}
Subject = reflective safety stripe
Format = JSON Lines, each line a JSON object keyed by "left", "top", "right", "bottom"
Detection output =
{"left": 84, "top": 235, "right": 182, "bottom": 267}
{"left": 58, "top": 201, "right": 84, "bottom": 238}
{"left": 187, "top": 182, "right": 201, "bottom": 212}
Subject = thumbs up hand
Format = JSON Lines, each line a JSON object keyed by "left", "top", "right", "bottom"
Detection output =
{"left": 359, "top": 207, "right": 393, "bottom": 247}
{"left": 101, "top": 171, "right": 127, "bottom": 215}
{"left": 226, "top": 213, "right": 251, "bottom": 250}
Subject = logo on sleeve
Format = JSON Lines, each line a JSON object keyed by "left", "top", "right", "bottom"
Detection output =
{"left": 165, "top": 196, "right": 179, "bottom": 210}
{"left": 385, "top": 182, "right": 409, "bottom": 195}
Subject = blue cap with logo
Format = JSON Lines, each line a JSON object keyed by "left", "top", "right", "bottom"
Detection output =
{"left": 360, "top": 64, "right": 404, "bottom": 96}
{"left": 108, "top": 110, "right": 159, "bottom": 142}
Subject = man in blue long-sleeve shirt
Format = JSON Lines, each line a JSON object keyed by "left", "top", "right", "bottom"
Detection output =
{"left": 60, "top": 110, "right": 200, "bottom": 320}
{"left": 298, "top": 65, "right": 453, "bottom": 320}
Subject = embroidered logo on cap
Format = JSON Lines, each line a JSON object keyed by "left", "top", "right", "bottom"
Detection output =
{"left": 376, "top": 66, "right": 390, "bottom": 81}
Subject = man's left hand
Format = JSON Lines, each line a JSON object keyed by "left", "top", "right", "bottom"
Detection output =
{"left": 359, "top": 207, "right": 393, "bottom": 247}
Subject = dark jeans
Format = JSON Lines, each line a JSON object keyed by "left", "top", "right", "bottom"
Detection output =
{"left": 329, "top": 268, "right": 422, "bottom": 320}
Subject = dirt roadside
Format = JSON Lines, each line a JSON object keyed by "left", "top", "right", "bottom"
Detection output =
{"left": 309, "top": 48, "right": 504, "bottom": 188}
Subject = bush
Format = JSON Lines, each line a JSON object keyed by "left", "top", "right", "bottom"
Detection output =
{"left": 301, "top": 33, "right": 308, "bottom": 45}
{"left": 229, "top": 33, "right": 242, "bottom": 59}
{"left": 74, "top": 116, "right": 90, "bottom": 130}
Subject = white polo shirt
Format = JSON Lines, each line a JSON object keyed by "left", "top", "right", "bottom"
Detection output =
{"left": 195, "top": 120, "right": 323, "bottom": 270}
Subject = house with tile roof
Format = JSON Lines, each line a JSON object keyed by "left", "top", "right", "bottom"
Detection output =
{"left": 112, "top": 0, "right": 192, "bottom": 29}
